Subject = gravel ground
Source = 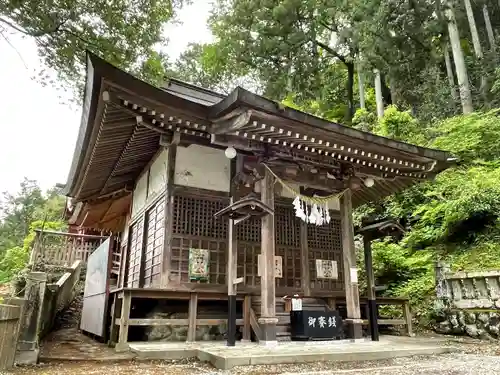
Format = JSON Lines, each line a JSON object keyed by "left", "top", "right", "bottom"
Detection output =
{"left": 3, "top": 354, "right": 500, "bottom": 375}
{"left": 3, "top": 337, "right": 500, "bottom": 375}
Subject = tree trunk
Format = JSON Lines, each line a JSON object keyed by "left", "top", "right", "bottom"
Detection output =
{"left": 464, "top": 0, "right": 482, "bottom": 58}
{"left": 463, "top": 0, "right": 486, "bottom": 96}
{"left": 446, "top": 4, "right": 474, "bottom": 114}
{"left": 346, "top": 61, "right": 355, "bottom": 123}
{"left": 483, "top": 5, "right": 496, "bottom": 53}
{"left": 436, "top": 0, "right": 457, "bottom": 100}
{"left": 380, "top": 73, "right": 392, "bottom": 106}
{"left": 358, "top": 69, "right": 366, "bottom": 109}
{"left": 389, "top": 76, "right": 399, "bottom": 107}
{"left": 374, "top": 69, "right": 384, "bottom": 118}
{"left": 444, "top": 42, "right": 458, "bottom": 99}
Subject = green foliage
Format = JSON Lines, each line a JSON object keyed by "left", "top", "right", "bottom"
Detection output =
{"left": 357, "top": 109, "right": 500, "bottom": 326}
{"left": 352, "top": 108, "right": 377, "bottom": 132}
{"left": 431, "top": 110, "right": 500, "bottom": 163}
{"left": 0, "top": 0, "right": 185, "bottom": 96}
{"left": 0, "top": 180, "right": 66, "bottom": 283}
{"left": 0, "top": 178, "right": 45, "bottom": 251}
{"left": 0, "top": 247, "right": 27, "bottom": 283}
{"left": 405, "top": 166, "right": 500, "bottom": 248}
{"left": 374, "top": 105, "right": 423, "bottom": 143}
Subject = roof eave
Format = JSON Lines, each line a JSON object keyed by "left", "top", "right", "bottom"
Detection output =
{"left": 210, "top": 87, "right": 454, "bottom": 163}
{"left": 63, "top": 53, "right": 103, "bottom": 197}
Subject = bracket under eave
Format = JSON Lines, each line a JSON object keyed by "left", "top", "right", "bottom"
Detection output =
{"left": 214, "top": 196, "right": 274, "bottom": 223}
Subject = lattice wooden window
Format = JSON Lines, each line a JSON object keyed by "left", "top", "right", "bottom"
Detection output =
{"left": 237, "top": 243, "right": 260, "bottom": 286}
{"left": 307, "top": 217, "right": 344, "bottom": 291}
{"left": 127, "top": 218, "right": 144, "bottom": 288}
{"left": 275, "top": 204, "right": 301, "bottom": 247}
{"left": 143, "top": 197, "right": 165, "bottom": 287}
{"left": 236, "top": 217, "right": 261, "bottom": 242}
{"left": 172, "top": 195, "right": 228, "bottom": 239}
{"left": 275, "top": 246, "right": 301, "bottom": 288}
{"left": 170, "top": 194, "right": 228, "bottom": 284}
{"left": 274, "top": 204, "right": 302, "bottom": 288}
{"left": 170, "top": 237, "right": 227, "bottom": 284}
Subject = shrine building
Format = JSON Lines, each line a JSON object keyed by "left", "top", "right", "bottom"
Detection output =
{"left": 62, "top": 53, "right": 454, "bottom": 349}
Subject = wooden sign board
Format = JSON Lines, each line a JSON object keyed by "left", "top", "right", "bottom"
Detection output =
{"left": 316, "top": 259, "right": 338, "bottom": 279}
{"left": 257, "top": 255, "right": 282, "bottom": 278}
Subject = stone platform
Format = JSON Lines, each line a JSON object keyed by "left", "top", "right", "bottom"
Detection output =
{"left": 128, "top": 336, "right": 457, "bottom": 370}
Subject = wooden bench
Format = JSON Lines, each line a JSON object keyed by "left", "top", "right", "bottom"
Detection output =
{"left": 326, "top": 296, "right": 413, "bottom": 336}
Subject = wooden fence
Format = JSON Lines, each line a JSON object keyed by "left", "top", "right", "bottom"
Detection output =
{"left": 30, "top": 230, "right": 108, "bottom": 267}
{"left": 0, "top": 303, "right": 22, "bottom": 370}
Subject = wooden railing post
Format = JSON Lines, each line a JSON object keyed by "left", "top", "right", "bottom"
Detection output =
{"left": 402, "top": 300, "right": 414, "bottom": 336}
{"left": 28, "top": 231, "right": 41, "bottom": 266}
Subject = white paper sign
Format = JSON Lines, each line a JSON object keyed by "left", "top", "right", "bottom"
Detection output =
{"left": 257, "top": 255, "right": 283, "bottom": 278}
{"left": 350, "top": 267, "right": 358, "bottom": 283}
{"left": 291, "top": 298, "right": 303, "bottom": 311}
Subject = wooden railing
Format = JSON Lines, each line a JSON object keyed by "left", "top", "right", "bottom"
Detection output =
{"left": 29, "top": 230, "right": 108, "bottom": 267}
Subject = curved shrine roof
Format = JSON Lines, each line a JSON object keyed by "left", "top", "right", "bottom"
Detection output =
{"left": 64, "top": 52, "right": 454, "bottom": 210}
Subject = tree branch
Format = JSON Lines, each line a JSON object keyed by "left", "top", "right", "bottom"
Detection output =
{"left": 0, "top": 17, "right": 29, "bottom": 35}
{"left": 0, "top": 31, "right": 29, "bottom": 69}
{"left": 0, "top": 16, "right": 67, "bottom": 37}
{"left": 60, "top": 27, "right": 100, "bottom": 49}
{"left": 315, "top": 39, "right": 347, "bottom": 63}
{"left": 319, "top": 21, "right": 338, "bottom": 33}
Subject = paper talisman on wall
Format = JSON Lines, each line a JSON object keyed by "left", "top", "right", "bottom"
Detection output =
{"left": 315, "top": 259, "right": 338, "bottom": 279}
{"left": 189, "top": 248, "right": 210, "bottom": 281}
{"left": 257, "top": 255, "right": 283, "bottom": 278}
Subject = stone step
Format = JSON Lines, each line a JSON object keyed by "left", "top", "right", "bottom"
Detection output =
{"left": 277, "top": 331, "right": 291, "bottom": 336}
{"left": 277, "top": 331, "right": 291, "bottom": 342}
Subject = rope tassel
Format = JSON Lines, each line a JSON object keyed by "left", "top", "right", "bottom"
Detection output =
{"left": 263, "top": 163, "right": 345, "bottom": 226}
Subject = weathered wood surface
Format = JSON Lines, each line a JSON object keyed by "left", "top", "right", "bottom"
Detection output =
{"left": 340, "top": 189, "right": 362, "bottom": 339}
{"left": 0, "top": 304, "right": 22, "bottom": 370}
{"left": 260, "top": 167, "right": 276, "bottom": 319}
{"left": 116, "top": 290, "right": 132, "bottom": 352}
{"left": 30, "top": 230, "right": 107, "bottom": 267}
{"left": 187, "top": 293, "right": 198, "bottom": 342}
{"left": 81, "top": 239, "right": 112, "bottom": 338}
{"left": 116, "top": 318, "right": 245, "bottom": 326}
{"left": 161, "top": 136, "right": 178, "bottom": 287}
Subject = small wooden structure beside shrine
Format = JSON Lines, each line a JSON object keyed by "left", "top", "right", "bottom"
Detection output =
{"left": 62, "top": 52, "right": 454, "bottom": 349}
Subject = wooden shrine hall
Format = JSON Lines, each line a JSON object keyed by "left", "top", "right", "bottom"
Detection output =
{"left": 63, "top": 52, "right": 454, "bottom": 349}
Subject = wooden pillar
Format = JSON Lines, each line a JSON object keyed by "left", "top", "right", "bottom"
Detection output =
{"left": 116, "top": 291, "right": 131, "bottom": 352}
{"left": 187, "top": 293, "right": 198, "bottom": 342}
{"left": 227, "top": 199, "right": 238, "bottom": 346}
{"left": 259, "top": 167, "right": 278, "bottom": 344}
{"left": 300, "top": 220, "right": 311, "bottom": 296}
{"left": 226, "top": 158, "right": 239, "bottom": 346}
{"left": 242, "top": 295, "right": 251, "bottom": 341}
{"left": 108, "top": 293, "right": 120, "bottom": 346}
{"left": 161, "top": 135, "right": 178, "bottom": 287}
{"left": 402, "top": 300, "right": 414, "bottom": 336}
{"left": 118, "top": 224, "right": 130, "bottom": 289}
{"left": 339, "top": 189, "right": 363, "bottom": 339}
{"left": 138, "top": 211, "right": 149, "bottom": 287}
{"left": 363, "top": 234, "right": 379, "bottom": 341}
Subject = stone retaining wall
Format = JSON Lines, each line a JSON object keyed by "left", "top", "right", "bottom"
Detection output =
{"left": 435, "top": 263, "right": 500, "bottom": 339}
